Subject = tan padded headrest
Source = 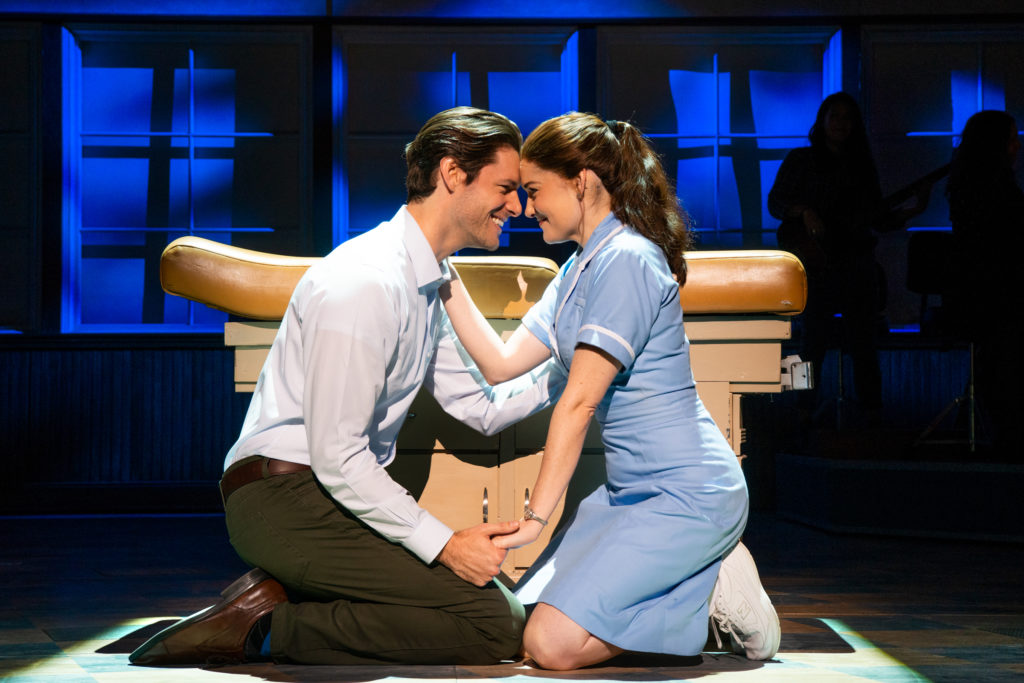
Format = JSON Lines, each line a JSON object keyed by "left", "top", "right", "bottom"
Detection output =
{"left": 682, "top": 250, "right": 806, "bottom": 315}
{"left": 160, "top": 237, "right": 320, "bottom": 321}
{"left": 160, "top": 236, "right": 806, "bottom": 321}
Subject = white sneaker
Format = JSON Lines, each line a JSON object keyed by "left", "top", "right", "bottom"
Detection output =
{"left": 708, "top": 541, "right": 781, "bottom": 660}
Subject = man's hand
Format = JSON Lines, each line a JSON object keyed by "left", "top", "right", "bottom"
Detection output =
{"left": 437, "top": 521, "right": 520, "bottom": 586}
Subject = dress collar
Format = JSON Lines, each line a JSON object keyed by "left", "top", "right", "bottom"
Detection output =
{"left": 577, "top": 211, "right": 623, "bottom": 263}
{"left": 574, "top": 211, "right": 625, "bottom": 267}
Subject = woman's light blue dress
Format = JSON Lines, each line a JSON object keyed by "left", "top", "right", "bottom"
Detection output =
{"left": 516, "top": 212, "right": 749, "bottom": 656}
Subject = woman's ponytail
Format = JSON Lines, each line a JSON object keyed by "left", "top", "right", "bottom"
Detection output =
{"left": 606, "top": 120, "right": 693, "bottom": 284}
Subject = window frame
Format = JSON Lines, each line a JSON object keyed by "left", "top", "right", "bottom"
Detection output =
{"left": 61, "top": 23, "right": 313, "bottom": 333}
{"left": 596, "top": 25, "right": 842, "bottom": 247}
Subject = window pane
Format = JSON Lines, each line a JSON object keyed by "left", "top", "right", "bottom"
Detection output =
{"left": 668, "top": 70, "right": 718, "bottom": 137}
{"left": 749, "top": 71, "right": 820, "bottom": 137}
{"left": 668, "top": 138, "right": 716, "bottom": 231}
{"left": 80, "top": 231, "right": 147, "bottom": 324}
{"left": 81, "top": 42, "right": 189, "bottom": 133}
{"left": 608, "top": 43, "right": 715, "bottom": 135}
{"left": 230, "top": 137, "right": 301, "bottom": 232}
{"left": 81, "top": 157, "right": 151, "bottom": 228}
{"left": 345, "top": 43, "right": 454, "bottom": 133}
{"left": 488, "top": 71, "right": 561, "bottom": 137}
{"left": 344, "top": 137, "right": 408, "bottom": 235}
{"left": 193, "top": 155, "right": 234, "bottom": 227}
{"left": 868, "top": 41, "right": 977, "bottom": 135}
{"left": 195, "top": 41, "right": 303, "bottom": 133}
{"left": 194, "top": 68, "right": 236, "bottom": 134}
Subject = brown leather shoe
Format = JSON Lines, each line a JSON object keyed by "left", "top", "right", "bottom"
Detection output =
{"left": 130, "top": 568, "right": 286, "bottom": 666}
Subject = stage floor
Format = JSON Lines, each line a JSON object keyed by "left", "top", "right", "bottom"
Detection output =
{"left": 1, "top": 511, "right": 1022, "bottom": 682}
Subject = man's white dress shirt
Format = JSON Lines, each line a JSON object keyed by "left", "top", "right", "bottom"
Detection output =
{"left": 226, "top": 206, "right": 562, "bottom": 564}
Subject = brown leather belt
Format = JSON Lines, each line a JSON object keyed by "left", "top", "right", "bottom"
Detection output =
{"left": 220, "top": 456, "right": 311, "bottom": 505}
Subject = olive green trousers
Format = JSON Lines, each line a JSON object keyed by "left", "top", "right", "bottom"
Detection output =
{"left": 224, "top": 465, "right": 524, "bottom": 665}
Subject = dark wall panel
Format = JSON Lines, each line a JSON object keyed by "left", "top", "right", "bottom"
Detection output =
{"left": 1, "top": 345, "right": 250, "bottom": 513}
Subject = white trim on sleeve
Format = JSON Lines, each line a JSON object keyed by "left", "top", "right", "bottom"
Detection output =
{"left": 579, "top": 323, "right": 636, "bottom": 362}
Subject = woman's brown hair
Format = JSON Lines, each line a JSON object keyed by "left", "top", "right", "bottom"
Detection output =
{"left": 522, "top": 112, "right": 694, "bottom": 283}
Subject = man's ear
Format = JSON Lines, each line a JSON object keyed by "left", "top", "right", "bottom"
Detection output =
{"left": 438, "top": 156, "right": 466, "bottom": 194}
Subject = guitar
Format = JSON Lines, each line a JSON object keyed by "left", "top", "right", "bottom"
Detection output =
{"left": 777, "top": 163, "right": 951, "bottom": 267}
{"left": 882, "top": 163, "right": 950, "bottom": 210}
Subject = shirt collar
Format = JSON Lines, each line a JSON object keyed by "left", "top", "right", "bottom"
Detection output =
{"left": 577, "top": 211, "right": 623, "bottom": 262}
{"left": 400, "top": 206, "right": 451, "bottom": 292}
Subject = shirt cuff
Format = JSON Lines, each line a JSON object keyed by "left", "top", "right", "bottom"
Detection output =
{"left": 403, "top": 513, "right": 455, "bottom": 564}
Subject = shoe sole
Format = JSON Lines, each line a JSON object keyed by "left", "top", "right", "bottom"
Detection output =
{"left": 715, "top": 544, "right": 781, "bottom": 660}
{"left": 129, "top": 568, "right": 270, "bottom": 665}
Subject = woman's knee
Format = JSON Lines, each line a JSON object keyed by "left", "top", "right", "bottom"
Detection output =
{"left": 523, "top": 618, "right": 579, "bottom": 670}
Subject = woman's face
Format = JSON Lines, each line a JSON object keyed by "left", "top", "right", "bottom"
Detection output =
{"left": 520, "top": 160, "right": 583, "bottom": 244}
{"left": 824, "top": 101, "right": 854, "bottom": 146}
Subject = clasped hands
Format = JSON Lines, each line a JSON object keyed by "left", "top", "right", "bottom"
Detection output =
{"left": 437, "top": 519, "right": 545, "bottom": 586}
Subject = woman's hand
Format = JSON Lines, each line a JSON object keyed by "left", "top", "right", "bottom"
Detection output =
{"left": 493, "top": 519, "right": 545, "bottom": 549}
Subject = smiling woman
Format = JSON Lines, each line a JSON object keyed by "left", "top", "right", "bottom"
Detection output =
{"left": 520, "top": 161, "right": 588, "bottom": 245}
{"left": 440, "top": 112, "right": 779, "bottom": 670}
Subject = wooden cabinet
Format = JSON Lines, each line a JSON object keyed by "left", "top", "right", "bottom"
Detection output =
{"left": 387, "top": 388, "right": 604, "bottom": 580}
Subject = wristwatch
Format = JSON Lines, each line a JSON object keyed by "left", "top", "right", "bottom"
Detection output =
{"left": 523, "top": 505, "right": 549, "bottom": 526}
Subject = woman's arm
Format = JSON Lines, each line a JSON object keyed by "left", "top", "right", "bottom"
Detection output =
{"left": 440, "top": 272, "right": 550, "bottom": 384}
{"left": 494, "top": 344, "right": 621, "bottom": 549}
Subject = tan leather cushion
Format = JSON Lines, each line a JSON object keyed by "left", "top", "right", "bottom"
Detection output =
{"left": 160, "top": 237, "right": 319, "bottom": 321}
{"left": 161, "top": 236, "right": 805, "bottom": 321}
{"left": 683, "top": 250, "right": 806, "bottom": 315}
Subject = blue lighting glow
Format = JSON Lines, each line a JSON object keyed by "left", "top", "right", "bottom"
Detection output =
{"left": 489, "top": 71, "right": 561, "bottom": 137}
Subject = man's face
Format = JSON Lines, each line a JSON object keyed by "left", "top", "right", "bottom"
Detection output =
{"left": 451, "top": 146, "right": 522, "bottom": 251}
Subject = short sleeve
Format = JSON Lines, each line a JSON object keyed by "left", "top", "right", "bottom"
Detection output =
{"left": 522, "top": 256, "right": 572, "bottom": 353}
{"left": 575, "top": 246, "right": 663, "bottom": 370}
